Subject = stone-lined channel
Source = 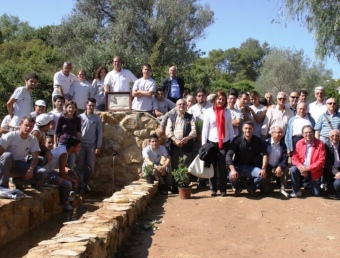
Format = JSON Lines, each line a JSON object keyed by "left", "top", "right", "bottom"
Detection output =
{"left": 0, "top": 193, "right": 105, "bottom": 257}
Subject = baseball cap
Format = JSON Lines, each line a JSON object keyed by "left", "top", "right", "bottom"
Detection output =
{"left": 35, "top": 100, "right": 46, "bottom": 107}
{"left": 36, "top": 114, "right": 54, "bottom": 126}
{"left": 207, "top": 94, "right": 216, "bottom": 102}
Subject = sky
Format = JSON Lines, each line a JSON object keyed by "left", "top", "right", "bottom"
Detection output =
{"left": 1, "top": 0, "right": 339, "bottom": 78}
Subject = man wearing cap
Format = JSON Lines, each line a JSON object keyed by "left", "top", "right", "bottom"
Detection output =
{"left": 0, "top": 116, "right": 49, "bottom": 189}
{"left": 31, "top": 113, "right": 54, "bottom": 165}
{"left": 104, "top": 56, "right": 137, "bottom": 93}
{"left": 7, "top": 73, "right": 38, "bottom": 130}
{"left": 30, "top": 99, "right": 46, "bottom": 118}
{"left": 52, "top": 61, "right": 78, "bottom": 101}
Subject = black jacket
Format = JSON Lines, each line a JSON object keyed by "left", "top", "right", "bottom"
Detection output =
{"left": 161, "top": 77, "right": 185, "bottom": 101}
{"left": 265, "top": 138, "right": 288, "bottom": 170}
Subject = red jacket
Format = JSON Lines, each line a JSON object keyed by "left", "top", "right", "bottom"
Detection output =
{"left": 292, "top": 138, "right": 325, "bottom": 181}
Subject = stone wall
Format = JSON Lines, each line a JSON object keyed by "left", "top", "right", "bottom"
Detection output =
{"left": 0, "top": 188, "right": 62, "bottom": 248}
{"left": 90, "top": 112, "right": 161, "bottom": 195}
{"left": 25, "top": 180, "right": 158, "bottom": 257}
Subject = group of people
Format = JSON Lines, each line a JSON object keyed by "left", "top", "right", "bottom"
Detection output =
{"left": 143, "top": 80, "right": 340, "bottom": 200}
{"left": 1, "top": 55, "right": 340, "bottom": 207}
{"left": 1, "top": 66, "right": 103, "bottom": 211}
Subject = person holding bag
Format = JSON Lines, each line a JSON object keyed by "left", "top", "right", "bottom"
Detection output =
{"left": 202, "top": 91, "right": 234, "bottom": 197}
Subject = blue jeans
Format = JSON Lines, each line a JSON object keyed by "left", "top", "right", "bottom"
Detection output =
{"left": 334, "top": 179, "right": 340, "bottom": 197}
{"left": 290, "top": 166, "right": 322, "bottom": 196}
{"left": 48, "top": 171, "right": 73, "bottom": 203}
{"left": 76, "top": 143, "right": 96, "bottom": 189}
{"left": 0, "top": 152, "right": 49, "bottom": 188}
{"left": 229, "top": 165, "right": 265, "bottom": 190}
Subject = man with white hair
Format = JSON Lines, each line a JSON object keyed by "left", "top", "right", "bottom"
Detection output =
{"left": 161, "top": 66, "right": 185, "bottom": 103}
{"left": 309, "top": 86, "right": 327, "bottom": 122}
{"left": 261, "top": 92, "right": 295, "bottom": 140}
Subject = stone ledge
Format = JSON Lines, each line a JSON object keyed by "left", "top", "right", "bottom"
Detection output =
{"left": 0, "top": 187, "right": 63, "bottom": 248}
{"left": 25, "top": 180, "right": 158, "bottom": 258}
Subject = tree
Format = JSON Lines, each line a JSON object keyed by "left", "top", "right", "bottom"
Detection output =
{"left": 280, "top": 0, "right": 340, "bottom": 60}
{"left": 256, "top": 47, "right": 332, "bottom": 98}
{"left": 0, "top": 14, "right": 36, "bottom": 43}
{"left": 49, "top": 0, "right": 214, "bottom": 79}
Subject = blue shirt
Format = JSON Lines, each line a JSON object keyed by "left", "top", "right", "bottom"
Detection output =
{"left": 169, "top": 79, "right": 180, "bottom": 98}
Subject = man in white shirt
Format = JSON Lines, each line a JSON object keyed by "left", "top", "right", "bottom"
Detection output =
{"left": 131, "top": 64, "right": 156, "bottom": 113}
{"left": 104, "top": 56, "right": 137, "bottom": 93}
{"left": 52, "top": 61, "right": 78, "bottom": 101}
{"left": 7, "top": 73, "right": 38, "bottom": 129}
{"left": 227, "top": 92, "right": 243, "bottom": 137}
{"left": 0, "top": 116, "right": 49, "bottom": 189}
{"left": 309, "top": 86, "right": 327, "bottom": 122}
{"left": 261, "top": 92, "right": 295, "bottom": 140}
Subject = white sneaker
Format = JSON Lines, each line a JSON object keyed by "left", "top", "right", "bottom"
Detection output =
{"left": 280, "top": 189, "right": 289, "bottom": 198}
{"left": 68, "top": 191, "right": 76, "bottom": 202}
{"left": 289, "top": 191, "right": 302, "bottom": 198}
{"left": 63, "top": 203, "right": 73, "bottom": 211}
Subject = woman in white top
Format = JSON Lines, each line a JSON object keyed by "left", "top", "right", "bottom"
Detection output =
{"left": 202, "top": 91, "right": 234, "bottom": 197}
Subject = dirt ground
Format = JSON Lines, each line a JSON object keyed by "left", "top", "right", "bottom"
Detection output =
{"left": 116, "top": 184, "right": 340, "bottom": 258}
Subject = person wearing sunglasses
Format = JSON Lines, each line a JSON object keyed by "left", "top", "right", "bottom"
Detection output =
{"left": 286, "top": 91, "right": 300, "bottom": 115}
{"left": 309, "top": 86, "right": 327, "bottom": 122}
{"left": 314, "top": 98, "right": 340, "bottom": 143}
{"left": 261, "top": 92, "right": 295, "bottom": 140}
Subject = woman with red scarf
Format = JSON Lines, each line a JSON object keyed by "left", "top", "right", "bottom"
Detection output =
{"left": 202, "top": 91, "right": 234, "bottom": 196}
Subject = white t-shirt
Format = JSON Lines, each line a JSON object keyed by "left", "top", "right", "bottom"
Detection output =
{"left": 52, "top": 71, "right": 78, "bottom": 96}
{"left": 44, "top": 145, "right": 67, "bottom": 171}
{"left": 1, "top": 115, "right": 11, "bottom": 130}
{"left": 142, "top": 145, "right": 169, "bottom": 168}
{"left": 48, "top": 109, "right": 63, "bottom": 135}
{"left": 0, "top": 131, "right": 40, "bottom": 161}
{"left": 188, "top": 102, "right": 213, "bottom": 122}
{"left": 69, "top": 80, "right": 91, "bottom": 109}
{"left": 132, "top": 77, "right": 156, "bottom": 111}
{"left": 9, "top": 87, "right": 33, "bottom": 128}
{"left": 104, "top": 69, "right": 137, "bottom": 92}
{"left": 229, "top": 108, "right": 243, "bottom": 137}
{"left": 249, "top": 104, "right": 267, "bottom": 137}
{"left": 152, "top": 98, "right": 176, "bottom": 114}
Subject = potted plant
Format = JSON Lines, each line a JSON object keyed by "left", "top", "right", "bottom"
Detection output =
{"left": 172, "top": 156, "right": 191, "bottom": 199}
{"left": 143, "top": 162, "right": 155, "bottom": 184}
{"left": 195, "top": 120, "right": 203, "bottom": 142}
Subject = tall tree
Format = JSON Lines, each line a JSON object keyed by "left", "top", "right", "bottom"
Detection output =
{"left": 256, "top": 47, "right": 332, "bottom": 97}
{"left": 49, "top": 0, "right": 214, "bottom": 78}
{"left": 280, "top": 0, "right": 340, "bottom": 59}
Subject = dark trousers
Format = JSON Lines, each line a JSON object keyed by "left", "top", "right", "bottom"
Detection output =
{"left": 209, "top": 141, "right": 230, "bottom": 193}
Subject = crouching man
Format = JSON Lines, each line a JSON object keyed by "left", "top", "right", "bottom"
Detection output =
{"left": 226, "top": 121, "right": 268, "bottom": 197}
{"left": 0, "top": 116, "right": 49, "bottom": 188}
{"left": 264, "top": 126, "right": 290, "bottom": 197}
{"left": 142, "top": 134, "right": 172, "bottom": 195}
{"left": 44, "top": 136, "right": 81, "bottom": 211}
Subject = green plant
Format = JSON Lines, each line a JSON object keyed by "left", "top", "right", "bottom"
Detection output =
{"left": 142, "top": 162, "right": 154, "bottom": 177}
{"left": 172, "top": 156, "right": 190, "bottom": 188}
{"left": 195, "top": 120, "right": 203, "bottom": 134}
